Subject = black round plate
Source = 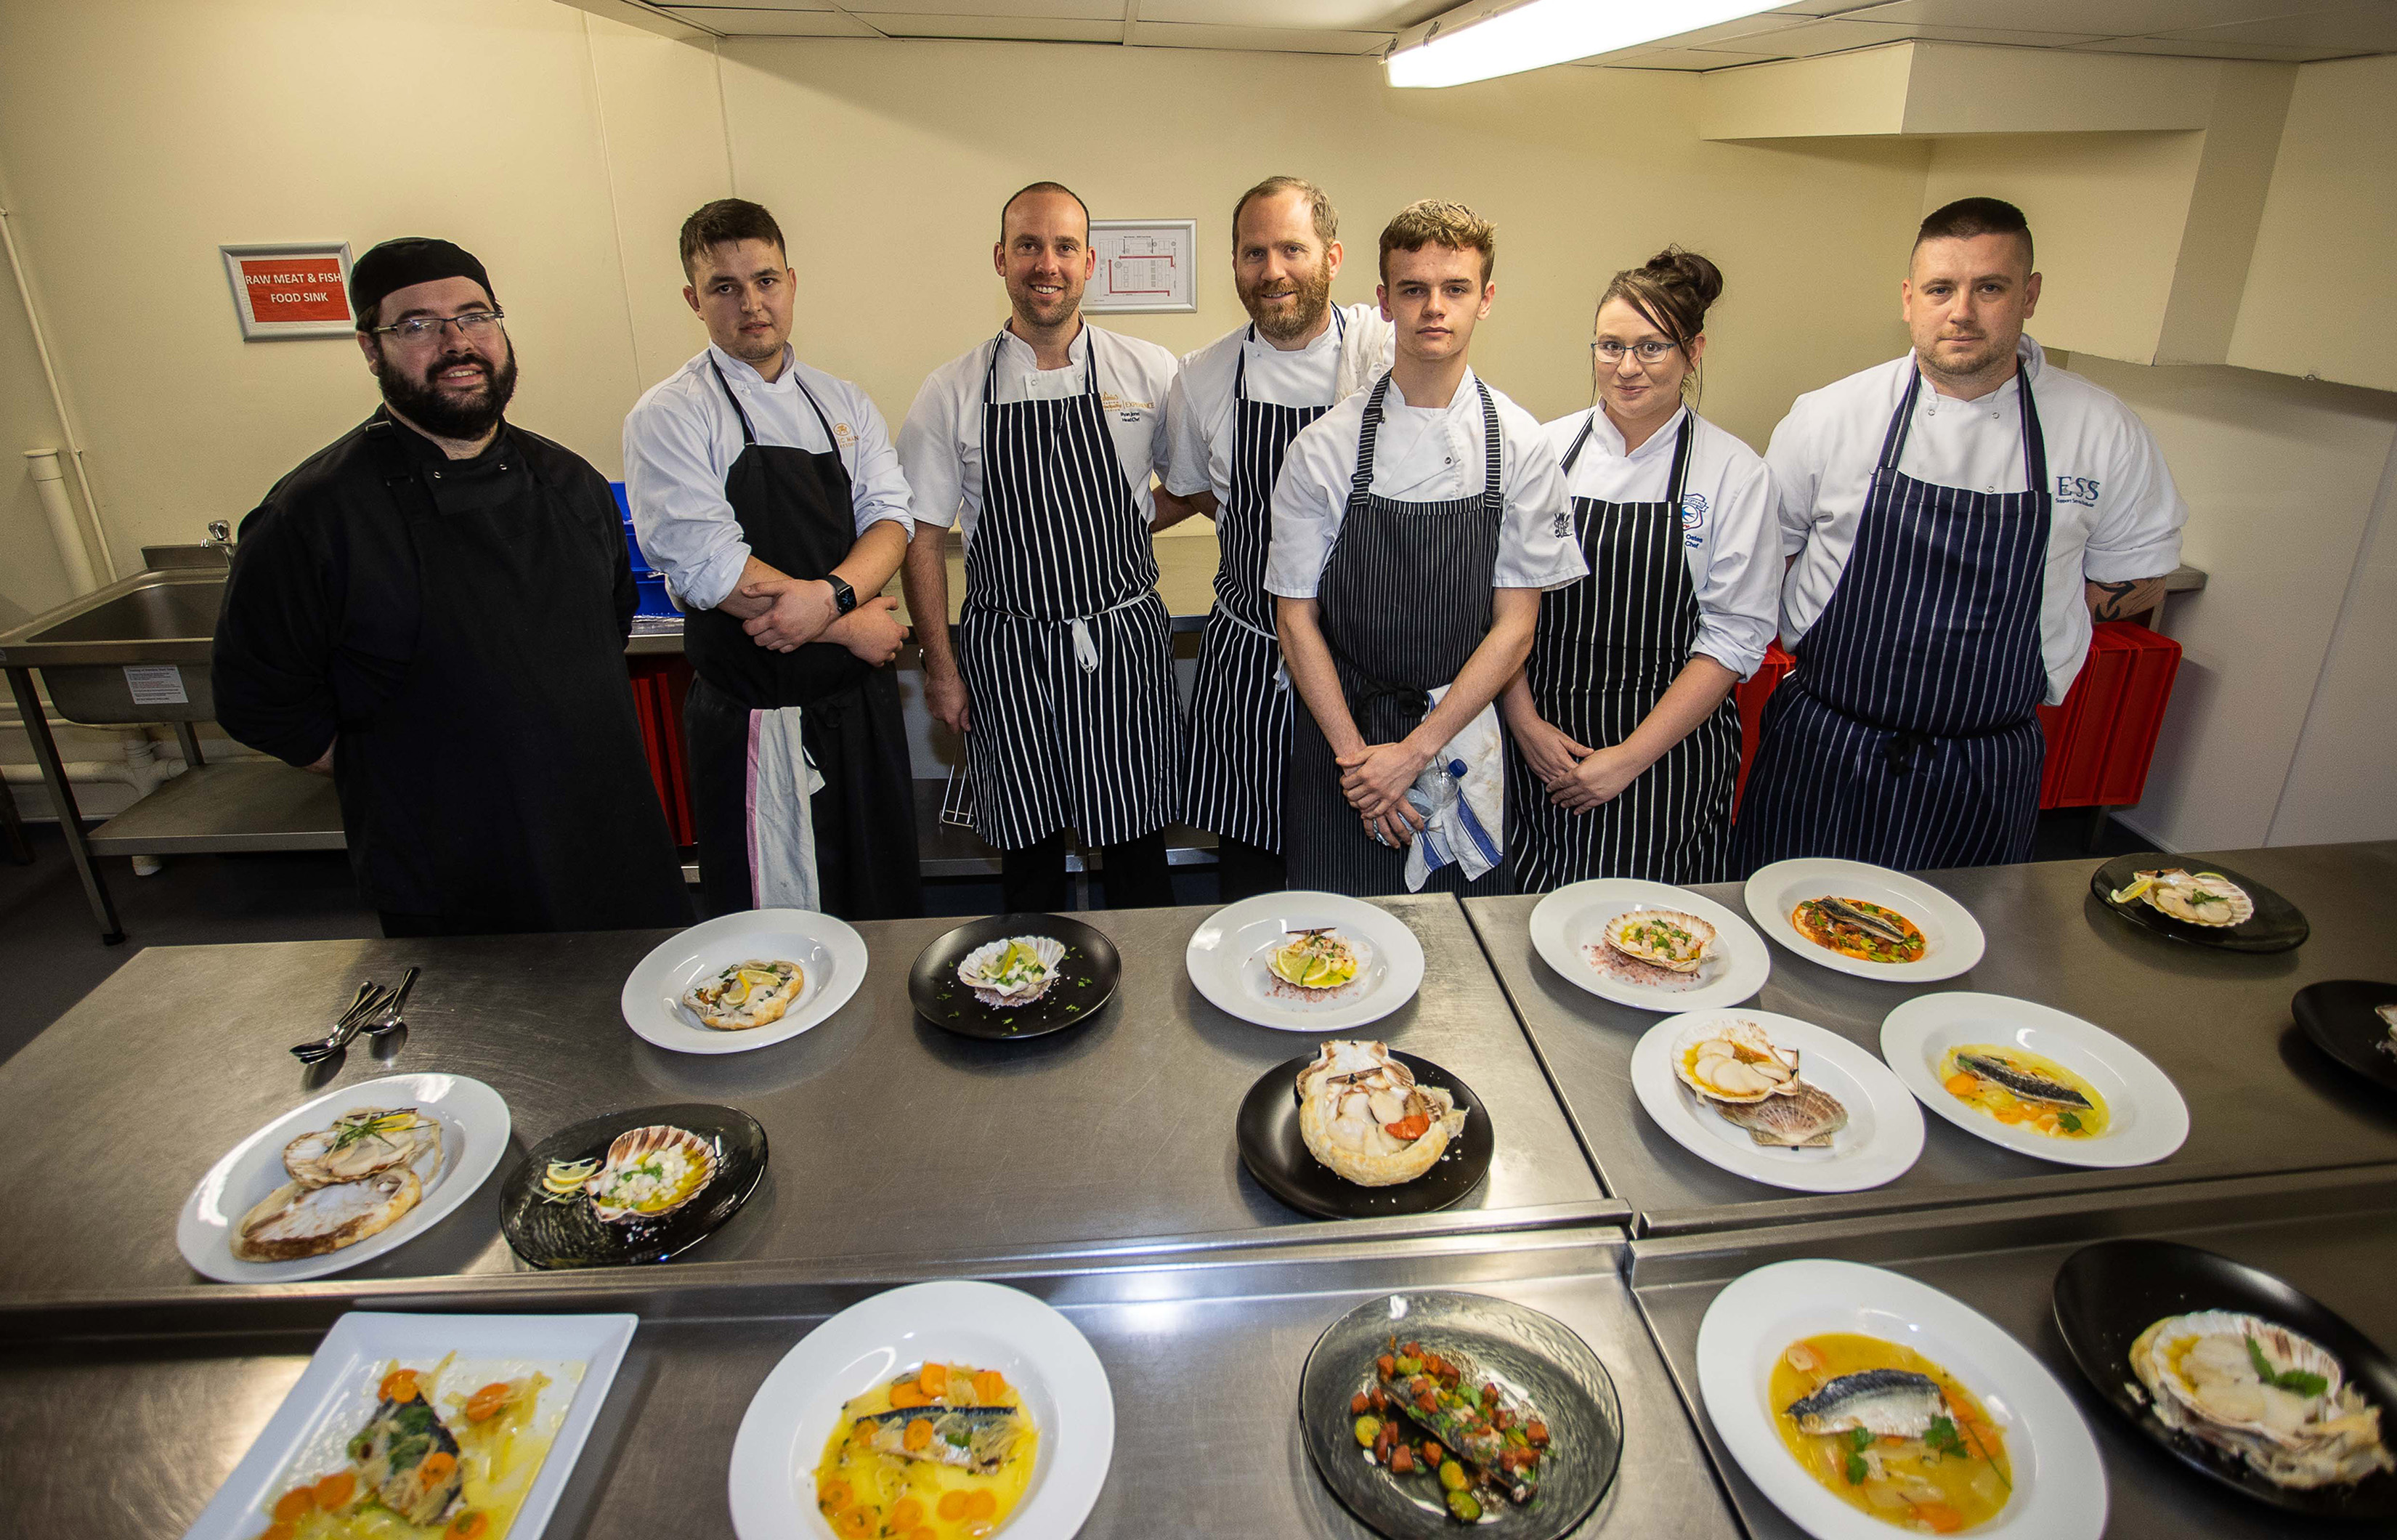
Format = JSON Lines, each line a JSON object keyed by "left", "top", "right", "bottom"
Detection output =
{"left": 1236, "top": 1051, "right": 1493, "bottom": 1220}
{"left": 498, "top": 1102, "right": 766, "bottom": 1269}
{"left": 1299, "top": 1289, "right": 1621, "bottom": 1540}
{"left": 2089, "top": 853, "right": 2309, "bottom": 953}
{"left": 2053, "top": 1238, "right": 2397, "bottom": 1517}
{"left": 907, "top": 913, "right": 1122, "bottom": 1040}
{"left": 2294, "top": 980, "right": 2397, "bottom": 1094}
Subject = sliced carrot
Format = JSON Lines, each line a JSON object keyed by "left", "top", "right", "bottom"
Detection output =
{"left": 973, "top": 1369, "right": 1007, "bottom": 1403}
{"left": 963, "top": 1489, "right": 997, "bottom": 1521}
{"left": 890, "top": 1496, "right": 925, "bottom": 1528}
{"left": 1913, "top": 1502, "right": 1966, "bottom": 1533}
{"left": 466, "top": 1382, "right": 514, "bottom": 1422}
{"left": 418, "top": 1450, "right": 458, "bottom": 1485}
{"left": 904, "top": 1417, "right": 935, "bottom": 1452}
{"left": 917, "top": 1362, "right": 949, "bottom": 1398}
{"left": 312, "top": 1471, "right": 356, "bottom": 1509}
{"left": 938, "top": 1491, "right": 971, "bottom": 1521}
{"left": 910, "top": 1529, "right": 937, "bottom": 1540}
{"left": 447, "top": 1514, "right": 490, "bottom": 1540}
{"left": 271, "top": 1488, "right": 316, "bottom": 1521}
{"left": 832, "top": 1508, "right": 875, "bottom": 1540}
{"left": 889, "top": 1382, "right": 929, "bottom": 1409}
{"left": 818, "top": 1478, "right": 853, "bottom": 1510}
{"left": 1942, "top": 1073, "right": 1979, "bottom": 1097}
{"left": 379, "top": 1369, "right": 421, "bottom": 1403}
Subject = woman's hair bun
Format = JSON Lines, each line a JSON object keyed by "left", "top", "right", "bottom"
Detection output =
{"left": 1644, "top": 246, "right": 1723, "bottom": 309}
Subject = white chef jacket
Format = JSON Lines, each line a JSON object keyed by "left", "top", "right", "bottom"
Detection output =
{"left": 898, "top": 323, "right": 1177, "bottom": 544}
{"left": 1163, "top": 303, "right": 1393, "bottom": 504}
{"left": 1769, "top": 336, "right": 2186, "bottom": 704}
{"left": 1267, "top": 368, "right": 1585, "bottom": 599}
{"left": 622, "top": 343, "right": 914, "bottom": 612}
{"left": 1544, "top": 404, "right": 1780, "bottom": 680}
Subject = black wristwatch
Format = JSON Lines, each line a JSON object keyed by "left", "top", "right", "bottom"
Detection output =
{"left": 825, "top": 575, "right": 857, "bottom": 616}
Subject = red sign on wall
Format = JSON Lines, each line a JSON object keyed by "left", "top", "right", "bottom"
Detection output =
{"left": 220, "top": 242, "right": 354, "bottom": 339}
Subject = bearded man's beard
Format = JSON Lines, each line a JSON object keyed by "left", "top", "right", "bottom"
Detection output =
{"left": 379, "top": 346, "right": 519, "bottom": 441}
{"left": 1242, "top": 261, "right": 1334, "bottom": 344}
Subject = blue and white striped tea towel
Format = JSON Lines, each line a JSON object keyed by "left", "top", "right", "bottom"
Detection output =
{"left": 1403, "top": 686, "right": 1504, "bottom": 891}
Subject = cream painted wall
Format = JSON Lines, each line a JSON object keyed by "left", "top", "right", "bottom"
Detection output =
{"left": 709, "top": 38, "right": 1923, "bottom": 461}
{"left": 2081, "top": 357, "right": 2397, "bottom": 851}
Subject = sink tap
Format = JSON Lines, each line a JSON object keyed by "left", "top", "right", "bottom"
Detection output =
{"left": 203, "top": 520, "right": 235, "bottom": 559}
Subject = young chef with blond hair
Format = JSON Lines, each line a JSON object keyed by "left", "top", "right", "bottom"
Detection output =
{"left": 1733, "top": 198, "right": 2186, "bottom": 875}
{"left": 1270, "top": 200, "right": 1581, "bottom": 899}
{"left": 1159, "top": 175, "right": 1392, "bottom": 901}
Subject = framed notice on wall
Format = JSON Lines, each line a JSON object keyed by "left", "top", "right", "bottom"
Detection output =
{"left": 1085, "top": 219, "right": 1197, "bottom": 314}
{"left": 221, "top": 241, "right": 354, "bottom": 339}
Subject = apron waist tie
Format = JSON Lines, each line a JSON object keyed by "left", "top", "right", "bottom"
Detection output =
{"left": 1883, "top": 729, "right": 1934, "bottom": 777}
{"left": 1066, "top": 591, "right": 1155, "bottom": 673}
{"left": 1216, "top": 604, "right": 1291, "bottom": 692}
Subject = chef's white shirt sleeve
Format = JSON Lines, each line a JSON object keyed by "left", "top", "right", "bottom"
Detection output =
{"left": 837, "top": 388, "right": 916, "bottom": 540}
{"left": 1161, "top": 363, "right": 1211, "bottom": 500}
{"left": 897, "top": 362, "right": 968, "bottom": 531}
{"left": 1265, "top": 411, "right": 1350, "bottom": 600}
{"left": 1763, "top": 397, "right": 1828, "bottom": 559}
{"left": 1493, "top": 409, "right": 1584, "bottom": 591}
{"left": 1692, "top": 445, "right": 1780, "bottom": 678}
{"left": 2080, "top": 413, "right": 2186, "bottom": 582}
{"left": 623, "top": 390, "right": 748, "bottom": 612}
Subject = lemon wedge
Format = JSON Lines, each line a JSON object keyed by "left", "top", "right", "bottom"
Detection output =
{"left": 2109, "top": 875, "right": 2156, "bottom": 906}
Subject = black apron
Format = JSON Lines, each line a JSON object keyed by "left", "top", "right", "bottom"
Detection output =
{"left": 681, "top": 358, "right": 922, "bottom": 920}
{"left": 1286, "top": 375, "right": 1506, "bottom": 899}
{"left": 342, "top": 420, "right": 689, "bottom": 932}
{"left": 1732, "top": 365, "right": 2051, "bottom": 875}
{"left": 1508, "top": 410, "right": 1740, "bottom": 891}
{"left": 1180, "top": 314, "right": 1345, "bottom": 854}
{"left": 957, "top": 326, "right": 1178, "bottom": 851}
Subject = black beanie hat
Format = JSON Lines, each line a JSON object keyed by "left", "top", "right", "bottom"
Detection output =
{"left": 350, "top": 238, "right": 495, "bottom": 330}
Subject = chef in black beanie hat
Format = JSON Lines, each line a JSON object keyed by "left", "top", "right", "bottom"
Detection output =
{"left": 213, "top": 236, "right": 692, "bottom": 937}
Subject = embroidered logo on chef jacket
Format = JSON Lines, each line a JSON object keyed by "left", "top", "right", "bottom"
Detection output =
{"left": 1680, "top": 492, "right": 1708, "bottom": 547}
{"left": 833, "top": 421, "right": 858, "bottom": 449}
{"left": 1100, "top": 392, "right": 1152, "bottom": 422}
{"left": 2054, "top": 474, "right": 2101, "bottom": 507}
{"left": 1552, "top": 508, "right": 1572, "bottom": 538}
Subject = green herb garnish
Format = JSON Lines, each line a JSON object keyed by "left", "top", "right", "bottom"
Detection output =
{"left": 2247, "top": 1336, "right": 2330, "bottom": 1397}
{"left": 1925, "top": 1416, "right": 1966, "bottom": 1459}
{"left": 2058, "top": 1111, "right": 2082, "bottom": 1132}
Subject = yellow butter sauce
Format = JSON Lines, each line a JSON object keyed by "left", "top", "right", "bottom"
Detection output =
{"left": 1769, "top": 1334, "right": 2012, "bottom": 1534}
{"left": 1938, "top": 1045, "right": 2109, "bottom": 1139}
{"left": 813, "top": 1363, "right": 1038, "bottom": 1540}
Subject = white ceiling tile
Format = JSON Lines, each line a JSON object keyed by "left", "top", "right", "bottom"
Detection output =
{"left": 2072, "top": 34, "right": 2360, "bottom": 60}
{"left": 1588, "top": 46, "right": 1775, "bottom": 69}
{"left": 1838, "top": 20, "right": 2112, "bottom": 44}
{"left": 1843, "top": 0, "right": 2334, "bottom": 30}
{"left": 862, "top": 12, "right": 1126, "bottom": 38}
{"left": 1124, "top": 20, "right": 1391, "bottom": 52}
{"left": 1666, "top": 15, "right": 1819, "bottom": 48}
{"left": 840, "top": 0, "right": 1122, "bottom": 15}
{"left": 655, "top": 7, "right": 877, "bottom": 33}
{"left": 1135, "top": 0, "right": 1438, "bottom": 25}
{"left": 658, "top": 0, "right": 836, "bottom": 9}
{"left": 2155, "top": 4, "right": 2397, "bottom": 51}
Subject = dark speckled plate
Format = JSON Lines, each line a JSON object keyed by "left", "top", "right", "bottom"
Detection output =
{"left": 2053, "top": 1238, "right": 2397, "bottom": 1517}
{"left": 498, "top": 1103, "right": 765, "bottom": 1269}
{"left": 1299, "top": 1290, "right": 1621, "bottom": 1540}
{"left": 2090, "top": 854, "right": 2308, "bottom": 953}
{"left": 2293, "top": 980, "right": 2397, "bottom": 1094}
{"left": 907, "top": 912, "right": 1121, "bottom": 1040}
{"left": 1237, "top": 1051, "right": 1492, "bottom": 1220}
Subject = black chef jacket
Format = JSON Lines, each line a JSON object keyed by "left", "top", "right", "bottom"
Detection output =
{"left": 212, "top": 409, "right": 691, "bottom": 933}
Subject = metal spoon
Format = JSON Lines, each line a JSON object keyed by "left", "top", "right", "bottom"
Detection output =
{"left": 362, "top": 967, "right": 419, "bottom": 1035}
{"left": 289, "top": 982, "right": 382, "bottom": 1061}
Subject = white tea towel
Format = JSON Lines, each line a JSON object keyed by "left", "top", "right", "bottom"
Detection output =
{"left": 1403, "top": 686, "right": 1504, "bottom": 891}
{"left": 747, "top": 705, "right": 826, "bottom": 910}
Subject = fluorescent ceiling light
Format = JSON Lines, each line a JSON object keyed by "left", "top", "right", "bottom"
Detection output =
{"left": 1387, "top": 0, "right": 1780, "bottom": 89}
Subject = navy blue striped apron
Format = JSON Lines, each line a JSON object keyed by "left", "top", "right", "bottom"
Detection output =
{"left": 957, "top": 326, "right": 1179, "bottom": 851}
{"left": 1732, "top": 365, "right": 2051, "bottom": 874}
{"left": 1509, "top": 410, "right": 1740, "bottom": 890}
{"left": 1179, "top": 312, "right": 1345, "bottom": 854}
{"left": 1285, "top": 374, "right": 1506, "bottom": 899}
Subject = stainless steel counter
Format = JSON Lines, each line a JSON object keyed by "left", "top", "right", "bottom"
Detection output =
{"left": 1629, "top": 1167, "right": 2397, "bottom": 1540}
{"left": 1467, "top": 841, "right": 2397, "bottom": 1236}
{"left": 0, "top": 894, "right": 1614, "bottom": 1302}
{"left": 0, "top": 1228, "right": 1739, "bottom": 1540}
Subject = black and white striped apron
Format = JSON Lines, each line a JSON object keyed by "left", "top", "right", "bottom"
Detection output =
{"left": 1179, "top": 313, "right": 1345, "bottom": 853}
{"left": 958, "top": 328, "right": 1179, "bottom": 851}
{"left": 1286, "top": 375, "right": 1506, "bottom": 899}
{"left": 1732, "top": 365, "right": 2051, "bottom": 875}
{"left": 1509, "top": 411, "right": 1741, "bottom": 891}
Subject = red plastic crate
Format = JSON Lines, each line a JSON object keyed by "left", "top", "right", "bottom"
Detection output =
{"left": 627, "top": 655, "right": 697, "bottom": 846}
{"left": 1732, "top": 623, "right": 2179, "bottom": 813}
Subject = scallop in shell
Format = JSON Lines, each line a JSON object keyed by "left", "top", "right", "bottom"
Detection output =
{"left": 1673, "top": 1018, "right": 1800, "bottom": 1104}
{"left": 2132, "top": 1310, "right": 2345, "bottom": 1446}
{"left": 1602, "top": 907, "right": 1716, "bottom": 973}
{"left": 583, "top": 1124, "right": 721, "bottom": 1224}
{"left": 957, "top": 933, "right": 1068, "bottom": 1008}
{"left": 2138, "top": 869, "right": 2255, "bottom": 928}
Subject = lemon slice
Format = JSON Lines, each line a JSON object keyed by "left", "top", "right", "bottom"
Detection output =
{"left": 2109, "top": 875, "right": 2157, "bottom": 906}
{"left": 1302, "top": 957, "right": 1344, "bottom": 989}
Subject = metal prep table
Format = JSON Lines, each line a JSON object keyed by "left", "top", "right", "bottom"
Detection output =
{"left": 0, "top": 1226, "right": 1738, "bottom": 1540}
{"left": 1629, "top": 1167, "right": 2397, "bottom": 1539}
{"left": 0, "top": 894, "right": 1614, "bottom": 1300}
{"left": 1467, "top": 841, "right": 2397, "bottom": 1236}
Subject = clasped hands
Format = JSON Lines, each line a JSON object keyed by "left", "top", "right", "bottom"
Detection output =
{"left": 1335, "top": 739, "right": 1432, "bottom": 848}
{"left": 1515, "top": 718, "right": 1643, "bottom": 811}
{"left": 739, "top": 575, "right": 908, "bottom": 665}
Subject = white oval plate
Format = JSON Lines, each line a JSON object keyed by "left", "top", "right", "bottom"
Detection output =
{"left": 1530, "top": 879, "right": 1771, "bottom": 1012}
{"left": 1745, "top": 858, "right": 1986, "bottom": 982}
{"left": 1185, "top": 891, "right": 1426, "bottom": 1032}
{"left": 728, "top": 1279, "right": 1114, "bottom": 1540}
{"left": 621, "top": 908, "right": 869, "bottom": 1055}
{"left": 176, "top": 1072, "right": 509, "bottom": 1284}
{"left": 1631, "top": 1009, "right": 1924, "bottom": 1193}
{"left": 1698, "top": 1258, "right": 2107, "bottom": 1540}
{"left": 1881, "top": 992, "right": 2189, "bottom": 1168}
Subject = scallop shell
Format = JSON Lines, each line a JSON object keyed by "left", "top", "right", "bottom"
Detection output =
{"left": 2139, "top": 870, "right": 2256, "bottom": 928}
{"left": 2132, "top": 1310, "right": 2345, "bottom": 1446}
{"left": 1672, "top": 1018, "right": 1800, "bottom": 1105}
{"left": 957, "top": 933, "right": 1068, "bottom": 1005}
{"left": 583, "top": 1124, "right": 721, "bottom": 1224}
{"left": 1602, "top": 907, "right": 1716, "bottom": 973}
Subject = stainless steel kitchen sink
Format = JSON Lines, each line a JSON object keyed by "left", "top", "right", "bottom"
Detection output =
{"left": 0, "top": 569, "right": 224, "bottom": 721}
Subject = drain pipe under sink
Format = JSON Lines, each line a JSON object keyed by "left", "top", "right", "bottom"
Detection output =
{"left": 1, "top": 728, "right": 187, "bottom": 873}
